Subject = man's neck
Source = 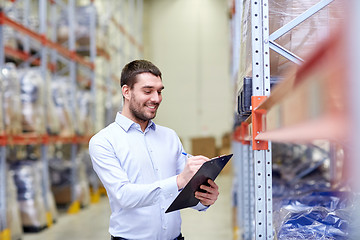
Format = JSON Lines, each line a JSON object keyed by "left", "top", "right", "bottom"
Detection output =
{"left": 121, "top": 111, "right": 148, "bottom": 132}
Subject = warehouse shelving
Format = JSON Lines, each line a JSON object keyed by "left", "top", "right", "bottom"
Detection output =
{"left": 230, "top": 0, "right": 352, "bottom": 239}
{"left": 0, "top": 2, "right": 96, "bottom": 239}
{"left": 0, "top": 1, "right": 144, "bottom": 239}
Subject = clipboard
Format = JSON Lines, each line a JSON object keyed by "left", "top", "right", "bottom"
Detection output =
{"left": 165, "top": 154, "right": 233, "bottom": 213}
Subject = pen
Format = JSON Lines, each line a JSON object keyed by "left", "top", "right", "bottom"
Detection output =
{"left": 182, "top": 152, "right": 193, "bottom": 158}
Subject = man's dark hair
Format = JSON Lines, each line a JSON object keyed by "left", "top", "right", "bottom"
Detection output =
{"left": 120, "top": 60, "right": 162, "bottom": 88}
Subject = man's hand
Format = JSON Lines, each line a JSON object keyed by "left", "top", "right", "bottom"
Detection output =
{"left": 195, "top": 179, "right": 219, "bottom": 206}
{"left": 177, "top": 155, "right": 209, "bottom": 190}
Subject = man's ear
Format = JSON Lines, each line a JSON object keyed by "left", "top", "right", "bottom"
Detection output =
{"left": 122, "top": 85, "right": 130, "bottom": 100}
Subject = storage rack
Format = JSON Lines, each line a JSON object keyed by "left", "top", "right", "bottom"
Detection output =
{"left": 230, "top": 0, "right": 353, "bottom": 239}
{"left": 0, "top": 1, "right": 143, "bottom": 239}
{"left": 94, "top": 0, "right": 143, "bottom": 126}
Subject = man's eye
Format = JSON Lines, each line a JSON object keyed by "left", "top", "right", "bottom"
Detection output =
{"left": 144, "top": 91, "right": 151, "bottom": 94}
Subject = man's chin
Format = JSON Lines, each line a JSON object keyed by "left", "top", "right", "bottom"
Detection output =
{"left": 147, "top": 112, "right": 157, "bottom": 120}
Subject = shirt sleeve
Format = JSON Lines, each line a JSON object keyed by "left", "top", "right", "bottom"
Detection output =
{"left": 193, "top": 202, "right": 210, "bottom": 211}
{"left": 89, "top": 136, "right": 179, "bottom": 209}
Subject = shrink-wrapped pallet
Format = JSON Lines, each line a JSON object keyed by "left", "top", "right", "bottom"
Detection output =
{"left": 50, "top": 77, "right": 75, "bottom": 137}
{"left": 237, "top": 0, "right": 344, "bottom": 85}
{"left": 7, "top": 170, "right": 23, "bottom": 240}
{"left": 0, "top": 63, "right": 22, "bottom": 135}
{"left": 57, "top": 5, "right": 98, "bottom": 51}
{"left": 10, "top": 160, "right": 47, "bottom": 232}
{"left": 268, "top": 0, "right": 344, "bottom": 75}
{"left": 49, "top": 146, "right": 90, "bottom": 208}
{"left": 3, "top": 4, "right": 41, "bottom": 52}
{"left": 17, "top": 68, "right": 46, "bottom": 134}
{"left": 77, "top": 90, "right": 95, "bottom": 136}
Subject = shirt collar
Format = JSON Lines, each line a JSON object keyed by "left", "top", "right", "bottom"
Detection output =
{"left": 115, "top": 112, "right": 156, "bottom": 132}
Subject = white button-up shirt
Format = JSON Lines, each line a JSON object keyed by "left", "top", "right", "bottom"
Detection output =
{"left": 89, "top": 113, "right": 206, "bottom": 240}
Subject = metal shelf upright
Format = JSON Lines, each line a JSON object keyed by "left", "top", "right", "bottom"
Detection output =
{"left": 250, "top": 1, "right": 273, "bottom": 239}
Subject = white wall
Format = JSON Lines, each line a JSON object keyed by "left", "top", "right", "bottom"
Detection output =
{"left": 143, "top": 0, "right": 234, "bottom": 151}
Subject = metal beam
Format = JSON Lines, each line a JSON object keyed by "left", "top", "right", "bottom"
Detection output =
{"left": 269, "top": 0, "right": 334, "bottom": 41}
{"left": 269, "top": 40, "right": 304, "bottom": 65}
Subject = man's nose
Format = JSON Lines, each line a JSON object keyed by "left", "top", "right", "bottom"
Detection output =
{"left": 151, "top": 92, "right": 161, "bottom": 102}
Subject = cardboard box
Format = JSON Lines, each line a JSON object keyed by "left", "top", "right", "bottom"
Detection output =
{"left": 217, "top": 146, "right": 233, "bottom": 175}
{"left": 221, "top": 133, "right": 231, "bottom": 148}
{"left": 191, "top": 137, "right": 217, "bottom": 158}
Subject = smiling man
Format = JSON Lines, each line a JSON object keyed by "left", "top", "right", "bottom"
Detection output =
{"left": 89, "top": 60, "right": 219, "bottom": 240}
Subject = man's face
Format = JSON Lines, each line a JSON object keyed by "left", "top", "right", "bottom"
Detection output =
{"left": 126, "top": 73, "right": 164, "bottom": 123}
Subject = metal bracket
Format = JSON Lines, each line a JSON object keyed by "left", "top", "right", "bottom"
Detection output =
{"left": 241, "top": 122, "right": 251, "bottom": 145}
{"left": 252, "top": 96, "right": 268, "bottom": 150}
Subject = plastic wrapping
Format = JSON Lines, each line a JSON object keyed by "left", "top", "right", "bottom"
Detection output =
{"left": 237, "top": 0, "right": 344, "bottom": 87}
{"left": 78, "top": 148, "right": 101, "bottom": 191}
{"left": 77, "top": 90, "right": 95, "bottom": 135}
{"left": 0, "top": 63, "right": 23, "bottom": 135}
{"left": 273, "top": 191, "right": 352, "bottom": 240}
{"left": 3, "top": 4, "right": 42, "bottom": 52}
{"left": 272, "top": 142, "right": 331, "bottom": 183}
{"left": 271, "top": 141, "right": 352, "bottom": 239}
{"left": 7, "top": 170, "right": 23, "bottom": 240}
{"left": 10, "top": 160, "right": 47, "bottom": 232}
{"left": 49, "top": 145, "right": 90, "bottom": 208}
{"left": 17, "top": 68, "right": 46, "bottom": 134}
{"left": 268, "top": 0, "right": 344, "bottom": 75}
{"left": 50, "top": 77, "right": 75, "bottom": 137}
{"left": 57, "top": 5, "right": 97, "bottom": 51}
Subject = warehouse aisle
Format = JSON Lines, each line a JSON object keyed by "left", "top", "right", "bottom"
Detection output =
{"left": 181, "top": 174, "right": 233, "bottom": 240}
{"left": 22, "top": 174, "right": 233, "bottom": 240}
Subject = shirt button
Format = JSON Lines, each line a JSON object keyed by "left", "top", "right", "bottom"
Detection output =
{"left": 163, "top": 227, "right": 167, "bottom": 230}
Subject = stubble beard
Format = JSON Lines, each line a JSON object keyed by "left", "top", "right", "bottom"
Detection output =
{"left": 129, "top": 99, "right": 157, "bottom": 123}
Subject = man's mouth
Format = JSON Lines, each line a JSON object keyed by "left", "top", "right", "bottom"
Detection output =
{"left": 146, "top": 104, "right": 158, "bottom": 110}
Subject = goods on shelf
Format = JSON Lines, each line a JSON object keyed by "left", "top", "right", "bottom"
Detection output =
{"left": 18, "top": 68, "right": 46, "bottom": 134}
{"left": 7, "top": 170, "right": 23, "bottom": 240}
{"left": 273, "top": 183, "right": 351, "bottom": 240}
{"left": 49, "top": 145, "right": 90, "bottom": 208}
{"left": 10, "top": 160, "right": 47, "bottom": 232}
{"left": 50, "top": 77, "right": 75, "bottom": 137}
{"left": 78, "top": 148, "right": 101, "bottom": 192}
{"left": 57, "top": 5, "right": 97, "bottom": 52}
{"left": 0, "top": 2, "right": 142, "bottom": 235}
{"left": 272, "top": 142, "right": 331, "bottom": 183}
{"left": 272, "top": 143, "right": 351, "bottom": 239}
{"left": 0, "top": 63, "right": 22, "bottom": 135}
{"left": 3, "top": 3, "right": 42, "bottom": 53}
{"left": 268, "top": 0, "right": 343, "bottom": 75}
{"left": 237, "top": 0, "right": 344, "bottom": 83}
{"left": 77, "top": 90, "right": 95, "bottom": 136}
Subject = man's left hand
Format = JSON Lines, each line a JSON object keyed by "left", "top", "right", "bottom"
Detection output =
{"left": 194, "top": 179, "right": 219, "bottom": 206}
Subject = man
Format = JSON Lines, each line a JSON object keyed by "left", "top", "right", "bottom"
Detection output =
{"left": 89, "top": 60, "right": 219, "bottom": 240}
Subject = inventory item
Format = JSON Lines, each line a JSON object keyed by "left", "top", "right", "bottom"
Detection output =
{"left": 49, "top": 147, "right": 90, "bottom": 208}
{"left": 7, "top": 170, "right": 23, "bottom": 240}
{"left": 0, "top": 63, "right": 22, "bottom": 135}
{"left": 51, "top": 77, "right": 75, "bottom": 137}
{"left": 11, "top": 161, "right": 47, "bottom": 232}
{"left": 57, "top": 5, "right": 97, "bottom": 51}
{"left": 18, "top": 68, "right": 46, "bottom": 134}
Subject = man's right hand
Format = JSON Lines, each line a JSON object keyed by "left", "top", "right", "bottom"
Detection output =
{"left": 176, "top": 155, "right": 209, "bottom": 190}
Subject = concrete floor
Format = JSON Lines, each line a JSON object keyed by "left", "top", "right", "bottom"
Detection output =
{"left": 22, "top": 174, "right": 233, "bottom": 240}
